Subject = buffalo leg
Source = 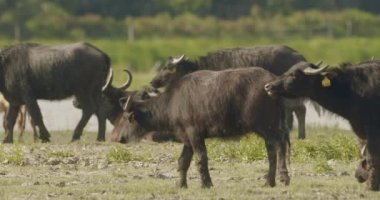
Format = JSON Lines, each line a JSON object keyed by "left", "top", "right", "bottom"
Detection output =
{"left": 277, "top": 136, "right": 290, "bottom": 185}
{"left": 293, "top": 104, "right": 306, "bottom": 139}
{"left": 72, "top": 109, "right": 92, "bottom": 141}
{"left": 17, "top": 106, "right": 26, "bottom": 142}
{"left": 23, "top": 98, "right": 50, "bottom": 142}
{"left": 365, "top": 134, "right": 380, "bottom": 191}
{"left": 3, "top": 105, "right": 20, "bottom": 143}
{"left": 95, "top": 97, "right": 107, "bottom": 141}
{"left": 30, "top": 117, "right": 38, "bottom": 142}
{"left": 177, "top": 143, "right": 193, "bottom": 188}
{"left": 264, "top": 139, "right": 277, "bottom": 187}
{"left": 189, "top": 135, "right": 213, "bottom": 188}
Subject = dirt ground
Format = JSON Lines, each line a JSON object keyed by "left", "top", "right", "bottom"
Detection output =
{"left": 0, "top": 131, "right": 379, "bottom": 200}
{"left": 1, "top": 100, "right": 378, "bottom": 200}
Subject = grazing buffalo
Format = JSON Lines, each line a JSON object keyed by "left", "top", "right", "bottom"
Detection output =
{"left": 76, "top": 69, "right": 170, "bottom": 143}
{"left": 0, "top": 42, "right": 110, "bottom": 143}
{"left": 124, "top": 67, "right": 290, "bottom": 188}
{"left": 264, "top": 60, "right": 380, "bottom": 191}
{"left": 151, "top": 45, "right": 310, "bottom": 139}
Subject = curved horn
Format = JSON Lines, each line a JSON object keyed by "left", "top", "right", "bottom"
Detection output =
{"left": 303, "top": 65, "right": 329, "bottom": 75}
{"left": 122, "top": 96, "right": 132, "bottom": 111}
{"left": 171, "top": 54, "right": 184, "bottom": 64}
{"left": 360, "top": 144, "right": 367, "bottom": 157}
{"left": 102, "top": 68, "right": 114, "bottom": 91}
{"left": 117, "top": 69, "right": 133, "bottom": 90}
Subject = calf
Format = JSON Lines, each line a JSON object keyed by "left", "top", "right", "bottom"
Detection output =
{"left": 124, "top": 67, "right": 290, "bottom": 188}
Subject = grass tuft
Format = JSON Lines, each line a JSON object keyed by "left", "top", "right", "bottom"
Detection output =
{"left": 0, "top": 146, "right": 24, "bottom": 165}
{"left": 106, "top": 145, "right": 134, "bottom": 163}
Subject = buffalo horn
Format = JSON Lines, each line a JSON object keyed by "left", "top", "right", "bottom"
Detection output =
{"left": 123, "top": 96, "right": 132, "bottom": 111}
{"left": 360, "top": 144, "right": 367, "bottom": 157}
{"left": 102, "top": 68, "right": 114, "bottom": 91}
{"left": 117, "top": 69, "right": 133, "bottom": 90}
{"left": 171, "top": 54, "right": 185, "bottom": 64}
{"left": 147, "top": 90, "right": 159, "bottom": 97}
{"left": 303, "top": 65, "right": 329, "bottom": 75}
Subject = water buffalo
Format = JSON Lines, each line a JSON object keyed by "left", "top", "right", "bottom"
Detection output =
{"left": 124, "top": 67, "right": 290, "bottom": 188}
{"left": 264, "top": 60, "right": 380, "bottom": 191}
{"left": 0, "top": 42, "right": 110, "bottom": 143}
{"left": 150, "top": 45, "right": 310, "bottom": 139}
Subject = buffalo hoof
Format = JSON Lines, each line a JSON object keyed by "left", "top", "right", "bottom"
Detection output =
{"left": 264, "top": 177, "right": 276, "bottom": 187}
{"left": 177, "top": 181, "right": 188, "bottom": 188}
{"left": 41, "top": 138, "right": 50, "bottom": 143}
{"left": 201, "top": 181, "right": 213, "bottom": 189}
{"left": 367, "top": 183, "right": 380, "bottom": 191}
{"left": 96, "top": 137, "right": 106, "bottom": 142}
{"left": 2, "top": 138, "right": 13, "bottom": 144}
{"left": 280, "top": 174, "right": 290, "bottom": 186}
{"left": 71, "top": 137, "right": 80, "bottom": 142}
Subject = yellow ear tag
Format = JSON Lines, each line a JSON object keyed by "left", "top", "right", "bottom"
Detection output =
{"left": 321, "top": 76, "right": 331, "bottom": 87}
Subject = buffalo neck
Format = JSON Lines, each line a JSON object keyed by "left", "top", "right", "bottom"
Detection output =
{"left": 309, "top": 80, "right": 357, "bottom": 120}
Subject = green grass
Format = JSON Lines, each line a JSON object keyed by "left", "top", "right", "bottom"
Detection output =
{"left": 0, "top": 127, "right": 380, "bottom": 199}
{"left": 1, "top": 37, "right": 378, "bottom": 92}
{"left": 106, "top": 145, "right": 134, "bottom": 163}
{"left": 1, "top": 36, "right": 379, "bottom": 79}
{"left": 0, "top": 145, "right": 24, "bottom": 165}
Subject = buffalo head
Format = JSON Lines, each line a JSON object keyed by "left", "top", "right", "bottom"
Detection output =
{"left": 150, "top": 55, "right": 197, "bottom": 88}
{"left": 264, "top": 61, "right": 330, "bottom": 98}
{"left": 116, "top": 95, "right": 149, "bottom": 142}
{"left": 109, "top": 86, "right": 160, "bottom": 143}
{"left": 101, "top": 69, "right": 133, "bottom": 124}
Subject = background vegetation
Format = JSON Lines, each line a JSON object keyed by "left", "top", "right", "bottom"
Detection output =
{"left": 1, "top": 1, "right": 379, "bottom": 73}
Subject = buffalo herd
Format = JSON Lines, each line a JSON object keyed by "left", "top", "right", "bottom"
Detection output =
{"left": 0, "top": 42, "right": 379, "bottom": 191}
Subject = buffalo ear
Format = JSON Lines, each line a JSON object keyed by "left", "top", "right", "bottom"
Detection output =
{"left": 361, "top": 159, "right": 368, "bottom": 170}
{"left": 127, "top": 112, "right": 135, "bottom": 123}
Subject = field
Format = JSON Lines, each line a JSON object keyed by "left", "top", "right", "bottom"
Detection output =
{"left": 0, "top": 37, "right": 379, "bottom": 199}
{"left": 0, "top": 127, "right": 379, "bottom": 200}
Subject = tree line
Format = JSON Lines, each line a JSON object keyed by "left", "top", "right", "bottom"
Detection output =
{"left": 0, "top": 0, "right": 379, "bottom": 40}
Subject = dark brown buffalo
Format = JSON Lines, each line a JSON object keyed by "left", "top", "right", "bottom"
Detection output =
{"left": 151, "top": 45, "right": 310, "bottom": 139}
{"left": 0, "top": 42, "right": 110, "bottom": 143}
{"left": 124, "top": 67, "right": 290, "bottom": 188}
{"left": 265, "top": 60, "right": 380, "bottom": 191}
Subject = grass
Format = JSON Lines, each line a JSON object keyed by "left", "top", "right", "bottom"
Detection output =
{"left": 106, "top": 145, "right": 134, "bottom": 163}
{"left": 0, "top": 145, "right": 24, "bottom": 165}
{"left": 0, "top": 126, "right": 379, "bottom": 199}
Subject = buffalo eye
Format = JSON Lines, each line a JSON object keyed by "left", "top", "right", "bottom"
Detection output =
{"left": 293, "top": 69, "right": 304, "bottom": 77}
{"left": 167, "top": 66, "right": 176, "bottom": 74}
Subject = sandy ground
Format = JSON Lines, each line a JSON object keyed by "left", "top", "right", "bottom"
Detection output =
{"left": 0, "top": 99, "right": 351, "bottom": 132}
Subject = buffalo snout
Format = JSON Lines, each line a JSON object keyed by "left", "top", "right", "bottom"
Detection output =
{"left": 264, "top": 83, "right": 276, "bottom": 96}
{"left": 355, "top": 159, "right": 369, "bottom": 183}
